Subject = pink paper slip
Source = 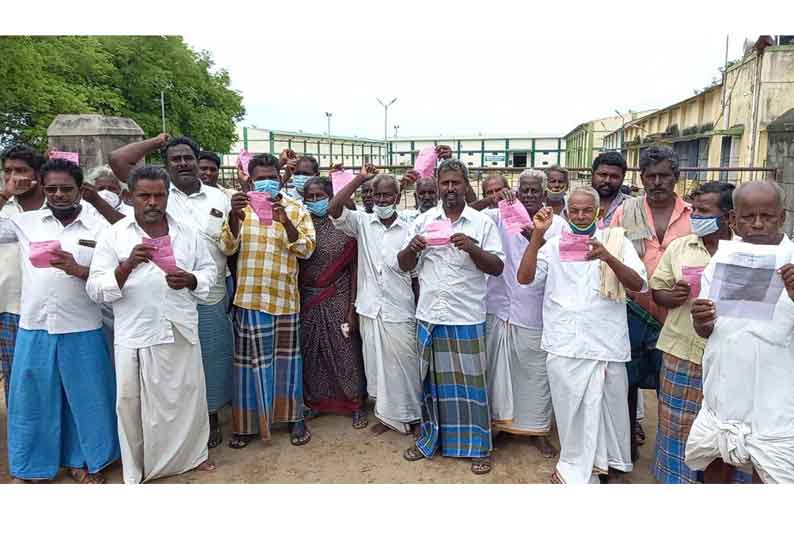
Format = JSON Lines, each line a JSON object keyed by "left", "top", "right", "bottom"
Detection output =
{"left": 238, "top": 150, "right": 253, "bottom": 176}
{"left": 331, "top": 170, "right": 356, "bottom": 196}
{"left": 559, "top": 231, "right": 592, "bottom": 262}
{"left": 142, "top": 235, "right": 179, "bottom": 274}
{"left": 29, "top": 240, "right": 62, "bottom": 268}
{"left": 681, "top": 265, "right": 705, "bottom": 298}
{"left": 498, "top": 200, "right": 531, "bottom": 234}
{"left": 424, "top": 219, "right": 453, "bottom": 247}
{"left": 49, "top": 151, "right": 79, "bottom": 165}
{"left": 247, "top": 192, "right": 273, "bottom": 225}
{"left": 414, "top": 146, "right": 437, "bottom": 178}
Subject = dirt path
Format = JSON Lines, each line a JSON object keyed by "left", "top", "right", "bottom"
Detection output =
{"left": 0, "top": 391, "right": 658, "bottom": 484}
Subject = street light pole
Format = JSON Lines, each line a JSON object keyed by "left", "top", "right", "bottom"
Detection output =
{"left": 377, "top": 97, "right": 397, "bottom": 166}
{"left": 325, "top": 112, "right": 332, "bottom": 136}
{"left": 614, "top": 109, "right": 626, "bottom": 153}
{"left": 161, "top": 90, "right": 166, "bottom": 133}
{"left": 394, "top": 125, "right": 400, "bottom": 138}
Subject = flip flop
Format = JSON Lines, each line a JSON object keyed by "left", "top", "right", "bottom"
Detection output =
{"left": 208, "top": 425, "right": 222, "bottom": 449}
{"left": 228, "top": 434, "right": 255, "bottom": 449}
{"left": 70, "top": 469, "right": 105, "bottom": 484}
{"left": 403, "top": 445, "right": 426, "bottom": 462}
{"left": 471, "top": 457, "right": 492, "bottom": 475}
{"left": 352, "top": 409, "right": 369, "bottom": 429}
{"left": 290, "top": 422, "right": 312, "bottom": 446}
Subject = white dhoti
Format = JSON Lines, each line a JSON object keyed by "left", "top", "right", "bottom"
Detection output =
{"left": 359, "top": 314, "right": 421, "bottom": 434}
{"left": 487, "top": 317, "right": 552, "bottom": 434}
{"left": 547, "top": 354, "right": 632, "bottom": 484}
{"left": 484, "top": 315, "right": 514, "bottom": 423}
{"left": 115, "top": 328, "right": 210, "bottom": 484}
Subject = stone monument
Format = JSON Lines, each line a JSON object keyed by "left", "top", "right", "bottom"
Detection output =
{"left": 46, "top": 114, "right": 145, "bottom": 172}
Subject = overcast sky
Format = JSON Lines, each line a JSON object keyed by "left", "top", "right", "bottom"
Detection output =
{"left": 185, "top": 34, "right": 754, "bottom": 140}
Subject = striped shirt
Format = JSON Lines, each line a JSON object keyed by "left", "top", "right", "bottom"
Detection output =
{"left": 220, "top": 194, "right": 316, "bottom": 315}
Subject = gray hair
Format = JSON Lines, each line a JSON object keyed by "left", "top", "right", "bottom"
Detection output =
{"left": 732, "top": 180, "right": 785, "bottom": 209}
{"left": 372, "top": 173, "right": 401, "bottom": 194}
{"left": 639, "top": 145, "right": 680, "bottom": 179}
{"left": 569, "top": 186, "right": 600, "bottom": 209}
{"left": 85, "top": 165, "right": 128, "bottom": 191}
{"left": 545, "top": 164, "right": 569, "bottom": 183}
{"left": 437, "top": 158, "right": 469, "bottom": 183}
{"left": 518, "top": 168, "right": 548, "bottom": 191}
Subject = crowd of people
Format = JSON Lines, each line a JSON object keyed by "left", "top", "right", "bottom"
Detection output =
{"left": 0, "top": 135, "right": 792, "bottom": 484}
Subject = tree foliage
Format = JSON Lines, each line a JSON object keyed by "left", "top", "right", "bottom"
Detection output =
{"left": 0, "top": 36, "right": 245, "bottom": 152}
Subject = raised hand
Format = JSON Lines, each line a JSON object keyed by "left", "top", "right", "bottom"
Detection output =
{"left": 532, "top": 206, "right": 554, "bottom": 232}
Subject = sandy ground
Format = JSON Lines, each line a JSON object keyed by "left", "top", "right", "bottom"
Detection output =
{"left": 0, "top": 389, "right": 659, "bottom": 484}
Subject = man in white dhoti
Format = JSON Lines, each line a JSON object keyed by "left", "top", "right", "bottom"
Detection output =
{"left": 87, "top": 166, "right": 218, "bottom": 484}
{"left": 481, "top": 169, "right": 566, "bottom": 457}
{"left": 517, "top": 187, "right": 647, "bottom": 484}
{"left": 328, "top": 165, "right": 421, "bottom": 435}
{"left": 688, "top": 181, "right": 794, "bottom": 484}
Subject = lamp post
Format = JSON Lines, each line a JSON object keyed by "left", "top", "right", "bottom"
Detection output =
{"left": 377, "top": 97, "right": 397, "bottom": 165}
{"left": 393, "top": 125, "right": 400, "bottom": 138}
{"left": 325, "top": 112, "right": 332, "bottom": 136}
{"left": 614, "top": 109, "right": 626, "bottom": 154}
{"left": 160, "top": 91, "right": 166, "bottom": 133}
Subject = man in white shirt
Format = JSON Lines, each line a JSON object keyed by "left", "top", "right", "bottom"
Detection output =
{"left": 329, "top": 167, "right": 420, "bottom": 436}
{"left": 398, "top": 159, "right": 505, "bottom": 475}
{"left": 87, "top": 166, "right": 218, "bottom": 483}
{"left": 482, "top": 169, "right": 566, "bottom": 458}
{"left": 0, "top": 145, "right": 46, "bottom": 405}
{"left": 517, "top": 187, "right": 647, "bottom": 484}
{"left": 399, "top": 176, "right": 439, "bottom": 225}
{"left": 687, "top": 181, "right": 794, "bottom": 483}
{"left": 0, "top": 158, "right": 119, "bottom": 483}
{"left": 110, "top": 135, "right": 234, "bottom": 449}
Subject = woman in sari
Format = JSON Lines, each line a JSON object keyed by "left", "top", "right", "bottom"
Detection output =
{"left": 299, "top": 177, "right": 368, "bottom": 428}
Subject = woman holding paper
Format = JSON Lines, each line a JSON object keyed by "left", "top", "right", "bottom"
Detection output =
{"left": 516, "top": 187, "right": 646, "bottom": 484}
{"left": 648, "top": 182, "right": 747, "bottom": 484}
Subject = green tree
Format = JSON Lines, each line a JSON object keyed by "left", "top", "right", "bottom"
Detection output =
{"left": 0, "top": 36, "right": 244, "bottom": 153}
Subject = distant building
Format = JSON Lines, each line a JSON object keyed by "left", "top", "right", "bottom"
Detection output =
{"left": 564, "top": 111, "right": 655, "bottom": 171}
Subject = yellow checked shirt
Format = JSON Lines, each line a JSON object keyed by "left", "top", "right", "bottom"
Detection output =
{"left": 649, "top": 233, "right": 724, "bottom": 365}
{"left": 220, "top": 194, "right": 316, "bottom": 315}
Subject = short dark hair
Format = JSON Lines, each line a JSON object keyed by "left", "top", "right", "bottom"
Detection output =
{"left": 296, "top": 155, "right": 320, "bottom": 175}
{"left": 40, "top": 158, "right": 84, "bottom": 187}
{"left": 592, "top": 151, "right": 627, "bottom": 176}
{"left": 305, "top": 176, "right": 332, "bottom": 197}
{"left": 437, "top": 159, "right": 469, "bottom": 183}
{"left": 160, "top": 136, "right": 200, "bottom": 162}
{"left": 546, "top": 164, "right": 569, "bottom": 182}
{"left": 128, "top": 166, "right": 172, "bottom": 193}
{"left": 198, "top": 151, "right": 221, "bottom": 168}
{"left": 1, "top": 144, "right": 45, "bottom": 173}
{"left": 639, "top": 145, "right": 679, "bottom": 178}
{"left": 248, "top": 153, "right": 280, "bottom": 177}
{"left": 691, "top": 182, "right": 735, "bottom": 213}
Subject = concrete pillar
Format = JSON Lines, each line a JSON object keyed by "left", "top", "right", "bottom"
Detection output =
{"left": 46, "top": 114, "right": 144, "bottom": 173}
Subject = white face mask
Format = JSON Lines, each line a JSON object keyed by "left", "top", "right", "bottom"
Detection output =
{"left": 373, "top": 204, "right": 396, "bottom": 220}
{"left": 98, "top": 189, "right": 120, "bottom": 209}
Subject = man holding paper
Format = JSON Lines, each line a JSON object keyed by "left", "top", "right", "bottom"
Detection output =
{"left": 687, "top": 181, "right": 794, "bottom": 483}
{"left": 87, "top": 166, "right": 218, "bottom": 483}
{"left": 649, "top": 182, "right": 747, "bottom": 484}
{"left": 0, "top": 158, "right": 119, "bottom": 483}
{"left": 481, "top": 169, "right": 566, "bottom": 458}
{"left": 398, "top": 158, "right": 504, "bottom": 475}
{"left": 220, "top": 153, "right": 317, "bottom": 449}
{"left": 517, "top": 187, "right": 646, "bottom": 484}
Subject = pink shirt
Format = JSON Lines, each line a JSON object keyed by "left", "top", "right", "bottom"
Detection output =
{"left": 612, "top": 196, "right": 691, "bottom": 323}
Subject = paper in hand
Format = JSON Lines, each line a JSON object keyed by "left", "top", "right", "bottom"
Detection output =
{"left": 414, "top": 146, "right": 437, "bottom": 178}
{"left": 49, "top": 151, "right": 79, "bottom": 165}
{"left": 424, "top": 219, "right": 453, "bottom": 247}
{"left": 498, "top": 199, "right": 531, "bottom": 234}
{"left": 142, "top": 235, "right": 180, "bottom": 274}
{"left": 559, "top": 230, "right": 591, "bottom": 262}
{"left": 238, "top": 150, "right": 253, "bottom": 176}
{"left": 29, "top": 240, "right": 62, "bottom": 268}
{"left": 331, "top": 170, "right": 356, "bottom": 196}
{"left": 247, "top": 192, "right": 273, "bottom": 225}
{"left": 681, "top": 265, "right": 705, "bottom": 298}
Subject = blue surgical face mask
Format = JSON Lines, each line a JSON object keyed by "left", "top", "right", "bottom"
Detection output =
{"left": 306, "top": 198, "right": 329, "bottom": 217}
{"left": 291, "top": 174, "right": 311, "bottom": 193}
{"left": 690, "top": 214, "right": 721, "bottom": 238}
{"left": 374, "top": 204, "right": 396, "bottom": 220}
{"left": 253, "top": 179, "right": 281, "bottom": 196}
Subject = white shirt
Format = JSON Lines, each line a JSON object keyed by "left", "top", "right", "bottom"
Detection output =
{"left": 484, "top": 209, "right": 567, "bottom": 330}
{"left": 331, "top": 207, "right": 415, "bottom": 323}
{"left": 0, "top": 198, "right": 29, "bottom": 314}
{"left": 405, "top": 204, "right": 504, "bottom": 325}
{"left": 166, "top": 183, "right": 231, "bottom": 305}
{"left": 532, "top": 228, "right": 647, "bottom": 362}
{"left": 398, "top": 208, "right": 420, "bottom": 224}
{"left": 0, "top": 206, "right": 109, "bottom": 334}
{"left": 86, "top": 214, "right": 217, "bottom": 349}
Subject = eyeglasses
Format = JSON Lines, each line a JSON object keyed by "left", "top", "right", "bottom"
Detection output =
{"left": 43, "top": 185, "right": 76, "bottom": 195}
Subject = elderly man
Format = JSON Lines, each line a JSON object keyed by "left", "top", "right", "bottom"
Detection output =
{"left": 0, "top": 145, "right": 46, "bottom": 405}
{"left": 85, "top": 165, "right": 135, "bottom": 216}
{"left": 111, "top": 134, "right": 234, "bottom": 449}
{"left": 610, "top": 146, "right": 692, "bottom": 461}
{"left": 400, "top": 176, "right": 438, "bottom": 224}
{"left": 687, "top": 181, "right": 794, "bottom": 484}
{"left": 0, "top": 158, "right": 119, "bottom": 483}
{"left": 591, "top": 152, "right": 631, "bottom": 228}
{"left": 329, "top": 166, "right": 420, "bottom": 436}
{"left": 221, "top": 153, "right": 316, "bottom": 449}
{"left": 545, "top": 165, "right": 569, "bottom": 216}
{"left": 482, "top": 169, "right": 567, "bottom": 457}
{"left": 398, "top": 159, "right": 504, "bottom": 475}
{"left": 517, "top": 187, "right": 646, "bottom": 484}
{"left": 88, "top": 166, "right": 217, "bottom": 483}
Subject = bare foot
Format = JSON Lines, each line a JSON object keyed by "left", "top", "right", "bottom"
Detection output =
{"left": 370, "top": 422, "right": 390, "bottom": 435}
{"left": 196, "top": 460, "right": 216, "bottom": 473}
{"left": 534, "top": 436, "right": 557, "bottom": 458}
{"left": 70, "top": 468, "right": 105, "bottom": 484}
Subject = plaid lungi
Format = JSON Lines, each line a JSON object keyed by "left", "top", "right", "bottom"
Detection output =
{"left": 415, "top": 321, "right": 492, "bottom": 459}
{"left": 0, "top": 312, "right": 20, "bottom": 404}
{"left": 652, "top": 352, "right": 750, "bottom": 483}
{"left": 231, "top": 307, "right": 304, "bottom": 439}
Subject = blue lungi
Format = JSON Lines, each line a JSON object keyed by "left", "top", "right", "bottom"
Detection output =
{"left": 7, "top": 328, "right": 120, "bottom": 480}
{"left": 0, "top": 312, "right": 20, "bottom": 404}
{"left": 197, "top": 296, "right": 234, "bottom": 413}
